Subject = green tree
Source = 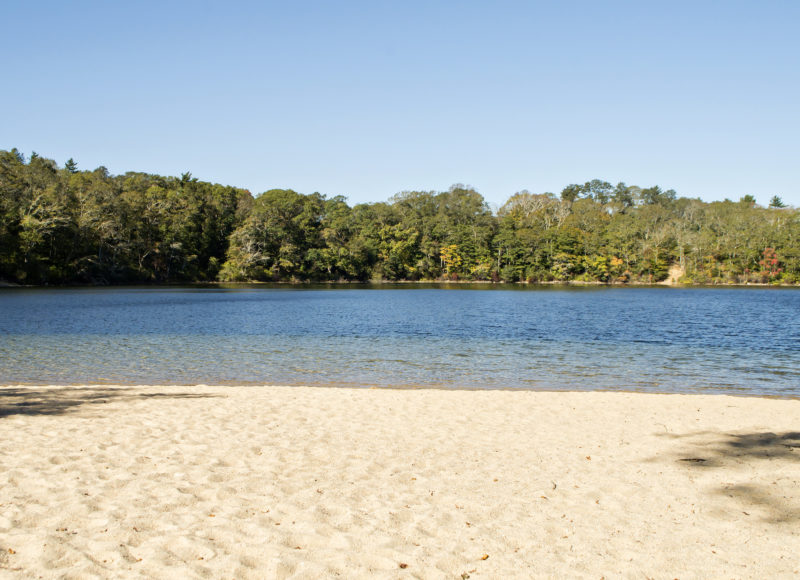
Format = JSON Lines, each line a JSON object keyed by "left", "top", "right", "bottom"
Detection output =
{"left": 739, "top": 194, "right": 756, "bottom": 207}
{"left": 220, "top": 189, "right": 323, "bottom": 281}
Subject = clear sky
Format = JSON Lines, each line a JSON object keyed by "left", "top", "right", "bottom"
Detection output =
{"left": 2, "top": 0, "right": 798, "bottom": 208}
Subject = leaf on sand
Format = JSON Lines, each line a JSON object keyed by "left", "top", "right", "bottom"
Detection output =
{"left": 480, "top": 554, "right": 489, "bottom": 560}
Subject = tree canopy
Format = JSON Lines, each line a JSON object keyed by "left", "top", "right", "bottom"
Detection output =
{"left": 1, "top": 149, "right": 798, "bottom": 285}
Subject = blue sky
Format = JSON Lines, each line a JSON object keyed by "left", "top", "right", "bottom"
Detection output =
{"left": 2, "top": 0, "right": 798, "bottom": 207}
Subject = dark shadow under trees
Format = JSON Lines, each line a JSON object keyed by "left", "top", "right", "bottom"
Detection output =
{"left": 657, "top": 429, "right": 800, "bottom": 524}
{"left": 0, "top": 386, "right": 222, "bottom": 418}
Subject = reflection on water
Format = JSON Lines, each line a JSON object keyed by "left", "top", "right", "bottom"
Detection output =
{"left": 1, "top": 285, "right": 798, "bottom": 396}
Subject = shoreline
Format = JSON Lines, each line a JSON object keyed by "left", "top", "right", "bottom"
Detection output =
{"left": 2, "top": 385, "right": 799, "bottom": 577}
{"left": 3, "top": 382, "right": 800, "bottom": 401}
{"left": 2, "top": 279, "right": 799, "bottom": 289}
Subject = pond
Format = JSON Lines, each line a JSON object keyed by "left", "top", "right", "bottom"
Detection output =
{"left": 1, "top": 285, "right": 798, "bottom": 396}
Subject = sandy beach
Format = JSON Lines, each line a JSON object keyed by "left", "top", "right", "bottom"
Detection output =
{"left": 1, "top": 385, "right": 798, "bottom": 579}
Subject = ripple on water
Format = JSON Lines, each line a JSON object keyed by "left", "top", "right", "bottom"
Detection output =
{"left": 0, "top": 286, "right": 798, "bottom": 397}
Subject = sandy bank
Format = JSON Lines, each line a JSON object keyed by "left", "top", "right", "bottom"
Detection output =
{"left": 1, "top": 386, "right": 798, "bottom": 578}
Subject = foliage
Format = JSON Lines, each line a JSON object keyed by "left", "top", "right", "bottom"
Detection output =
{"left": 1, "top": 148, "right": 799, "bottom": 285}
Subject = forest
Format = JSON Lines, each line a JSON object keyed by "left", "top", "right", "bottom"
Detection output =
{"left": 1, "top": 148, "right": 798, "bottom": 286}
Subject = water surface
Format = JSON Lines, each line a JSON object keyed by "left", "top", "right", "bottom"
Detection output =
{"left": 1, "top": 285, "right": 798, "bottom": 396}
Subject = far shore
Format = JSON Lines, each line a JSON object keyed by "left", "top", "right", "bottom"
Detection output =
{"left": 1, "top": 385, "right": 798, "bottom": 578}
{"left": 2, "top": 278, "right": 798, "bottom": 289}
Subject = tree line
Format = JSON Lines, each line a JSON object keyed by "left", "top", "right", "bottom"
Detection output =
{"left": 1, "top": 149, "right": 798, "bottom": 285}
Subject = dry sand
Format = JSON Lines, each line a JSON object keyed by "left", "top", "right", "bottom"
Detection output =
{"left": 1, "top": 385, "right": 798, "bottom": 579}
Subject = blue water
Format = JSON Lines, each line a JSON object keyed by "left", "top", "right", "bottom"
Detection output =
{"left": 0, "top": 285, "right": 798, "bottom": 396}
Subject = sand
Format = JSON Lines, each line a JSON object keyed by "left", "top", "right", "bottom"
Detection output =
{"left": 0, "top": 385, "right": 798, "bottom": 579}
